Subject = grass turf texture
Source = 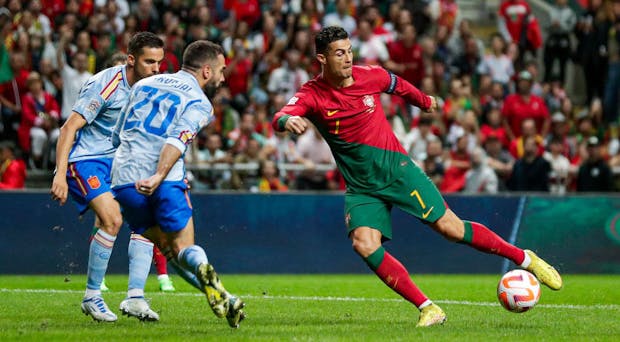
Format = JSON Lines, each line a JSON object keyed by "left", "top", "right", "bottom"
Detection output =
{"left": 1, "top": 274, "right": 619, "bottom": 341}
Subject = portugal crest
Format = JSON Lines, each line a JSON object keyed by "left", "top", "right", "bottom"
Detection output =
{"left": 362, "top": 95, "right": 375, "bottom": 113}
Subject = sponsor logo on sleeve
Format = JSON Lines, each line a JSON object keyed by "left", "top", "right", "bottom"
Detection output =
{"left": 287, "top": 96, "right": 299, "bottom": 105}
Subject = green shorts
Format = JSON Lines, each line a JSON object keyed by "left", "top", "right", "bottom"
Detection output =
{"left": 344, "top": 160, "right": 446, "bottom": 240}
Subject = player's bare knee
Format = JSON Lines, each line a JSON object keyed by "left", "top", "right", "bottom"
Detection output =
{"left": 350, "top": 232, "right": 380, "bottom": 257}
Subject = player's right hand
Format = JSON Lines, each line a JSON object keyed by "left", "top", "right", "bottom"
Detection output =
{"left": 284, "top": 116, "right": 307, "bottom": 135}
{"left": 50, "top": 175, "right": 68, "bottom": 205}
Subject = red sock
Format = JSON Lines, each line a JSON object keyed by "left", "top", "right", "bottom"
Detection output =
{"left": 374, "top": 250, "right": 428, "bottom": 308}
{"left": 153, "top": 246, "right": 168, "bottom": 275}
{"left": 464, "top": 221, "right": 525, "bottom": 264}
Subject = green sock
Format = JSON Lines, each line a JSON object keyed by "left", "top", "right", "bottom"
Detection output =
{"left": 364, "top": 246, "right": 385, "bottom": 271}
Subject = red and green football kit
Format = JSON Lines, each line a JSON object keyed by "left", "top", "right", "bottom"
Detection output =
{"left": 273, "top": 65, "right": 447, "bottom": 239}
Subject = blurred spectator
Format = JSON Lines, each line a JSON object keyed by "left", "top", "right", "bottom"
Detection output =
{"left": 450, "top": 34, "right": 481, "bottom": 80}
{"left": 267, "top": 49, "right": 309, "bottom": 103}
{"left": 385, "top": 23, "right": 424, "bottom": 87}
{"left": 502, "top": 70, "right": 550, "bottom": 141}
{"left": 477, "top": 33, "right": 514, "bottom": 89}
{"left": 543, "top": 0, "right": 576, "bottom": 84}
{"left": 498, "top": 0, "right": 542, "bottom": 69}
{"left": 133, "top": 0, "right": 160, "bottom": 33}
{"left": 543, "top": 80, "right": 567, "bottom": 114}
{"left": 509, "top": 118, "right": 545, "bottom": 159}
{"left": 75, "top": 30, "right": 96, "bottom": 74}
{"left": 576, "top": 136, "right": 613, "bottom": 191}
{"left": 434, "top": 0, "right": 459, "bottom": 36}
{"left": 422, "top": 139, "right": 445, "bottom": 188}
{"left": 230, "top": 137, "right": 264, "bottom": 191}
{"left": 94, "top": 32, "right": 113, "bottom": 73}
{"left": 447, "top": 19, "right": 484, "bottom": 59}
{"left": 574, "top": 0, "right": 609, "bottom": 105}
{"left": 56, "top": 27, "right": 92, "bottom": 121}
{"left": 603, "top": 1, "right": 620, "bottom": 125}
{"left": 480, "top": 106, "right": 509, "bottom": 149}
{"left": 544, "top": 136, "right": 571, "bottom": 195}
{"left": 28, "top": 0, "right": 52, "bottom": 40}
{"left": 322, "top": 0, "right": 356, "bottom": 35}
{"left": 442, "top": 77, "right": 473, "bottom": 128}
{"left": 352, "top": 19, "right": 389, "bottom": 65}
{"left": 225, "top": 0, "right": 261, "bottom": 29}
{"left": 19, "top": 71, "right": 60, "bottom": 169}
{"left": 212, "top": 87, "right": 239, "bottom": 139}
{"left": 228, "top": 112, "right": 267, "bottom": 155}
{"left": 464, "top": 146, "right": 498, "bottom": 194}
{"left": 0, "top": 140, "right": 26, "bottom": 189}
{"left": 0, "top": 52, "right": 28, "bottom": 142}
{"left": 186, "top": 4, "right": 221, "bottom": 44}
{"left": 440, "top": 130, "right": 470, "bottom": 193}
{"left": 223, "top": 25, "right": 254, "bottom": 104}
{"left": 483, "top": 133, "right": 514, "bottom": 191}
{"left": 191, "top": 132, "right": 232, "bottom": 190}
{"left": 507, "top": 135, "right": 551, "bottom": 192}
{"left": 295, "top": 124, "right": 333, "bottom": 190}
{"left": 403, "top": 116, "right": 439, "bottom": 163}
{"left": 546, "top": 112, "right": 574, "bottom": 158}
{"left": 257, "top": 159, "right": 288, "bottom": 192}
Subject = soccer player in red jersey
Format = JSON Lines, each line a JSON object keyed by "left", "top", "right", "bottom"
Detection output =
{"left": 272, "top": 26, "right": 563, "bottom": 327}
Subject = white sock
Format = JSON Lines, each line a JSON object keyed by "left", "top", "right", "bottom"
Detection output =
{"left": 84, "top": 289, "right": 101, "bottom": 299}
{"left": 157, "top": 274, "right": 170, "bottom": 281}
{"left": 127, "top": 288, "right": 144, "bottom": 298}
{"left": 418, "top": 299, "right": 433, "bottom": 310}
{"left": 519, "top": 251, "right": 532, "bottom": 268}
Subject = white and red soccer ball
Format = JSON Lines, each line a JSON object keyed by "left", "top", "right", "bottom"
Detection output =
{"left": 497, "top": 269, "right": 541, "bottom": 313}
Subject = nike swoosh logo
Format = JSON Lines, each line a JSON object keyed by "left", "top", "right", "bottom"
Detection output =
{"left": 327, "top": 110, "right": 338, "bottom": 116}
{"left": 422, "top": 206, "right": 434, "bottom": 219}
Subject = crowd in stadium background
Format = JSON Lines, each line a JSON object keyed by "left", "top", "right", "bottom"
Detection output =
{"left": 0, "top": 0, "right": 619, "bottom": 193}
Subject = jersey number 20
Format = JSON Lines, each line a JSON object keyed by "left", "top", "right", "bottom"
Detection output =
{"left": 123, "top": 85, "right": 181, "bottom": 136}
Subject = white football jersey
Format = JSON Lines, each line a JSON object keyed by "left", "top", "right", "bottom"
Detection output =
{"left": 112, "top": 70, "right": 213, "bottom": 186}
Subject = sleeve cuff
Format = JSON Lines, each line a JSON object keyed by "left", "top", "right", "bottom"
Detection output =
{"left": 165, "top": 137, "right": 187, "bottom": 154}
{"left": 277, "top": 114, "right": 291, "bottom": 131}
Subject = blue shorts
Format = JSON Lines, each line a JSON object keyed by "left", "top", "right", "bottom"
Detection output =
{"left": 113, "top": 181, "right": 193, "bottom": 235}
{"left": 67, "top": 158, "right": 113, "bottom": 215}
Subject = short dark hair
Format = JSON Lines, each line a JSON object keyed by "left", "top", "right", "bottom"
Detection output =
{"left": 105, "top": 52, "right": 128, "bottom": 68}
{"left": 181, "top": 40, "right": 225, "bottom": 71}
{"left": 315, "top": 26, "right": 349, "bottom": 55}
{"left": 127, "top": 32, "right": 164, "bottom": 58}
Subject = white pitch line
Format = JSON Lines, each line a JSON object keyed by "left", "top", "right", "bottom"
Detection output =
{"left": 2, "top": 288, "right": 618, "bottom": 310}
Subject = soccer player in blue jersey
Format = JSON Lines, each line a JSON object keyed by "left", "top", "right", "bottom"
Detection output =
{"left": 111, "top": 40, "right": 245, "bottom": 328}
{"left": 50, "top": 32, "right": 165, "bottom": 322}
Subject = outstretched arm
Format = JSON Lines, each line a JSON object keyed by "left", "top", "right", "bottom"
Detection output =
{"left": 272, "top": 89, "right": 312, "bottom": 134}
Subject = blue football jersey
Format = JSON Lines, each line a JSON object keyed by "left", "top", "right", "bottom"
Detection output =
{"left": 112, "top": 70, "right": 213, "bottom": 186}
{"left": 69, "top": 65, "right": 130, "bottom": 162}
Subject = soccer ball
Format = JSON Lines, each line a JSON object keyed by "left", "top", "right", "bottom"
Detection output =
{"left": 497, "top": 269, "right": 541, "bottom": 313}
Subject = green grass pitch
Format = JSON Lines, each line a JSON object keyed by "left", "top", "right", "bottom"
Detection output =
{"left": 1, "top": 274, "right": 619, "bottom": 341}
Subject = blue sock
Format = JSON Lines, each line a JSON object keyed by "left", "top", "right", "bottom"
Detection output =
{"left": 178, "top": 245, "right": 208, "bottom": 274}
{"left": 86, "top": 229, "right": 116, "bottom": 296}
{"left": 127, "top": 234, "right": 154, "bottom": 298}
{"left": 168, "top": 257, "right": 204, "bottom": 292}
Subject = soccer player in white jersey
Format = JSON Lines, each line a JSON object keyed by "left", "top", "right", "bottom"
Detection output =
{"left": 111, "top": 40, "right": 245, "bottom": 328}
{"left": 50, "top": 32, "right": 164, "bottom": 322}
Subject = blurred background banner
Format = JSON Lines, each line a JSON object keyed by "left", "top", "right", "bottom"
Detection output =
{"left": 1, "top": 192, "right": 617, "bottom": 275}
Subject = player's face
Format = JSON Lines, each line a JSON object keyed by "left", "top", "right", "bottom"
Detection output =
{"left": 206, "top": 54, "right": 227, "bottom": 89}
{"left": 131, "top": 47, "right": 164, "bottom": 81}
{"left": 320, "top": 39, "right": 353, "bottom": 80}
